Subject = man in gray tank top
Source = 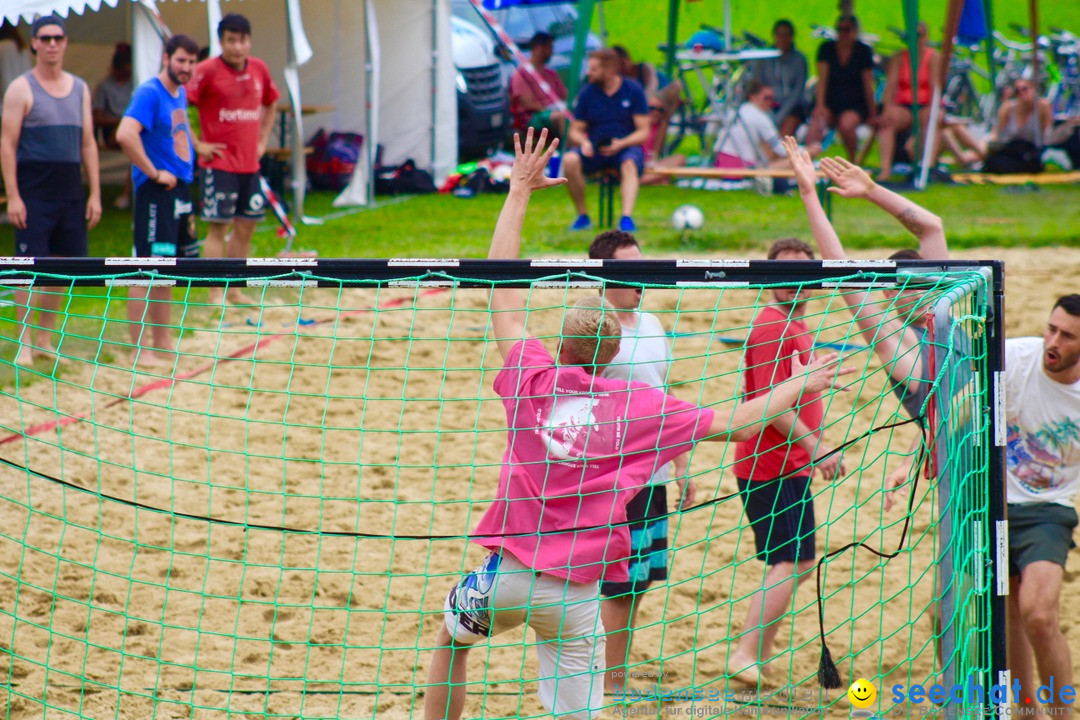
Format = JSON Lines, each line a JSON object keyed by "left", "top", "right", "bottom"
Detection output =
{"left": 0, "top": 15, "right": 100, "bottom": 367}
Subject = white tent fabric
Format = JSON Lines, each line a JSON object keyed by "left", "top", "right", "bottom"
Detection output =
{"left": 0, "top": 0, "right": 457, "bottom": 209}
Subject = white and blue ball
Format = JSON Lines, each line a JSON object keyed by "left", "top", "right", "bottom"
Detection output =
{"left": 671, "top": 204, "right": 705, "bottom": 231}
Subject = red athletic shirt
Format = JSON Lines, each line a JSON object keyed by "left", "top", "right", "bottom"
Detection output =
{"left": 732, "top": 305, "right": 824, "bottom": 481}
{"left": 187, "top": 56, "right": 280, "bottom": 173}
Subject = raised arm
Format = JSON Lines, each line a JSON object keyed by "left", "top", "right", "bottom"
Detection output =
{"left": 820, "top": 155, "right": 947, "bottom": 260}
{"left": 783, "top": 137, "right": 924, "bottom": 384}
{"left": 703, "top": 353, "right": 853, "bottom": 442}
{"left": 488, "top": 128, "right": 567, "bottom": 360}
{"left": 782, "top": 136, "right": 844, "bottom": 259}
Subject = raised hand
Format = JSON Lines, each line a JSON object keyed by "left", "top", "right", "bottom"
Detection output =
{"left": 792, "top": 352, "right": 856, "bottom": 395}
{"left": 820, "top": 156, "right": 875, "bottom": 199}
{"left": 782, "top": 136, "right": 817, "bottom": 194}
{"left": 510, "top": 128, "right": 567, "bottom": 193}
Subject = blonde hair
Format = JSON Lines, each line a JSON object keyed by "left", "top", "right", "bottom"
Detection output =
{"left": 560, "top": 296, "right": 621, "bottom": 368}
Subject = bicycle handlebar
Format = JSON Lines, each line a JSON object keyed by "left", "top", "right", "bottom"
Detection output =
{"left": 994, "top": 31, "right": 1034, "bottom": 52}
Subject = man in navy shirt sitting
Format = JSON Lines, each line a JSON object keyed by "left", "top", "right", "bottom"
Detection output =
{"left": 564, "top": 48, "right": 650, "bottom": 232}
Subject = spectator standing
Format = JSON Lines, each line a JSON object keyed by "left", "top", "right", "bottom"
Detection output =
{"left": 563, "top": 48, "right": 649, "bottom": 233}
{"left": 806, "top": 16, "right": 876, "bottom": 160}
{"left": 187, "top": 13, "right": 279, "bottom": 305}
{"left": 1, "top": 15, "right": 101, "bottom": 367}
{"left": 509, "top": 32, "right": 567, "bottom": 137}
{"left": 93, "top": 42, "right": 134, "bottom": 208}
{"left": 750, "top": 20, "right": 809, "bottom": 138}
{"left": 116, "top": 35, "right": 199, "bottom": 368}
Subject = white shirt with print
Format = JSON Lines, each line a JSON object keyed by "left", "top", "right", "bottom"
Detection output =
{"left": 1004, "top": 337, "right": 1080, "bottom": 506}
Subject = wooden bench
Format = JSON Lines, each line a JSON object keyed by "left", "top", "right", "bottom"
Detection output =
{"left": 264, "top": 147, "right": 314, "bottom": 161}
{"left": 650, "top": 167, "right": 825, "bottom": 179}
{"left": 649, "top": 165, "right": 834, "bottom": 215}
{"left": 950, "top": 171, "right": 1080, "bottom": 185}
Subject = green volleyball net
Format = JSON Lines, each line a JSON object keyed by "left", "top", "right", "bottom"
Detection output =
{"left": 0, "top": 258, "right": 1004, "bottom": 719}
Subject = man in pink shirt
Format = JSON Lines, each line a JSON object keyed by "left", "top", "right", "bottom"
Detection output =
{"left": 509, "top": 32, "right": 567, "bottom": 137}
{"left": 423, "top": 128, "right": 852, "bottom": 720}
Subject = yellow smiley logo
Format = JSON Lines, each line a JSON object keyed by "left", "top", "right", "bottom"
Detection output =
{"left": 848, "top": 678, "right": 877, "bottom": 709}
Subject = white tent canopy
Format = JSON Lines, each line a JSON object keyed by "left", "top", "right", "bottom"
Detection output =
{"left": 0, "top": 0, "right": 457, "bottom": 211}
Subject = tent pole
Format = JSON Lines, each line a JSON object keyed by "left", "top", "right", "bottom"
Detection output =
{"left": 431, "top": 0, "right": 439, "bottom": 173}
{"left": 664, "top": 0, "right": 679, "bottom": 80}
{"left": 918, "top": 0, "right": 965, "bottom": 188}
{"left": 1028, "top": 0, "right": 1039, "bottom": 89}
{"left": 365, "top": 0, "right": 375, "bottom": 205}
{"left": 902, "top": 0, "right": 922, "bottom": 181}
{"left": 724, "top": 0, "right": 731, "bottom": 52}
{"left": 981, "top": 0, "right": 997, "bottom": 112}
{"left": 567, "top": 0, "right": 596, "bottom": 101}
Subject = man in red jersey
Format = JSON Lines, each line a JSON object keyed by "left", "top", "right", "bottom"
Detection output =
{"left": 726, "top": 237, "right": 845, "bottom": 686}
{"left": 187, "top": 13, "right": 279, "bottom": 304}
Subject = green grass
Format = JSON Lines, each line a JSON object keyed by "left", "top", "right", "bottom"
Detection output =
{"left": 595, "top": 0, "right": 1080, "bottom": 73}
{"left": 2, "top": 182, "right": 1078, "bottom": 260}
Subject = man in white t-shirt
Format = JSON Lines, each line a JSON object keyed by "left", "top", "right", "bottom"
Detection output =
{"left": 1004, "top": 294, "right": 1080, "bottom": 718}
{"left": 587, "top": 229, "right": 693, "bottom": 694}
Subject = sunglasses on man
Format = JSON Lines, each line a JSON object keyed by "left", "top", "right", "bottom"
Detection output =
{"left": 36, "top": 34, "right": 66, "bottom": 44}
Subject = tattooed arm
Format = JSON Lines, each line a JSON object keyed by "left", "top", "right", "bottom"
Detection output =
{"left": 819, "top": 156, "right": 948, "bottom": 260}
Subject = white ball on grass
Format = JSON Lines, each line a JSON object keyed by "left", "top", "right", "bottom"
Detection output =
{"left": 671, "top": 205, "right": 705, "bottom": 231}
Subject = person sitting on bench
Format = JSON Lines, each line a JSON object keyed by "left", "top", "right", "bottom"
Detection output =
{"left": 715, "top": 81, "right": 820, "bottom": 174}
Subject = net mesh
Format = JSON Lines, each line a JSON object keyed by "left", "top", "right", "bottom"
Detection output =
{"left": 0, "top": 261, "right": 999, "bottom": 719}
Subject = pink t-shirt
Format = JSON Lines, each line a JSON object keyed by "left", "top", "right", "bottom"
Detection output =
{"left": 471, "top": 338, "right": 715, "bottom": 584}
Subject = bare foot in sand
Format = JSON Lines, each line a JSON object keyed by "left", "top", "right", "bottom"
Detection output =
{"left": 130, "top": 349, "right": 172, "bottom": 370}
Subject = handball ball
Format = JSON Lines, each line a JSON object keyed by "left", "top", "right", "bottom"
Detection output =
{"left": 671, "top": 205, "right": 705, "bottom": 231}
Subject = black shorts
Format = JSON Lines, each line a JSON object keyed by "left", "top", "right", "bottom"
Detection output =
{"left": 134, "top": 181, "right": 197, "bottom": 258}
{"left": 737, "top": 476, "right": 816, "bottom": 566}
{"left": 601, "top": 484, "right": 670, "bottom": 598}
{"left": 14, "top": 198, "right": 88, "bottom": 257}
{"left": 1008, "top": 502, "right": 1078, "bottom": 576}
{"left": 824, "top": 100, "right": 869, "bottom": 123}
{"left": 200, "top": 168, "right": 266, "bottom": 222}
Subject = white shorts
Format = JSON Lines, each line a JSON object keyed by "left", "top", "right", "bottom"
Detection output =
{"left": 443, "top": 551, "right": 605, "bottom": 719}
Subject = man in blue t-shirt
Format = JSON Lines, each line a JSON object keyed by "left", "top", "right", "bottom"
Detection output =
{"left": 116, "top": 34, "right": 199, "bottom": 368}
{"left": 564, "top": 48, "right": 650, "bottom": 233}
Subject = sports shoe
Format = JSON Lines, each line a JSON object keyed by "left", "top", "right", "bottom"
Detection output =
{"left": 570, "top": 214, "right": 592, "bottom": 231}
{"left": 113, "top": 194, "right": 131, "bottom": 210}
{"left": 618, "top": 215, "right": 636, "bottom": 232}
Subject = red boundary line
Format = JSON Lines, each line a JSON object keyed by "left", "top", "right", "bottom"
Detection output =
{"left": 0, "top": 289, "right": 448, "bottom": 447}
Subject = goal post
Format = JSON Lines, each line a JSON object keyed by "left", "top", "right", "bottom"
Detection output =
{"left": 0, "top": 256, "right": 1006, "bottom": 719}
